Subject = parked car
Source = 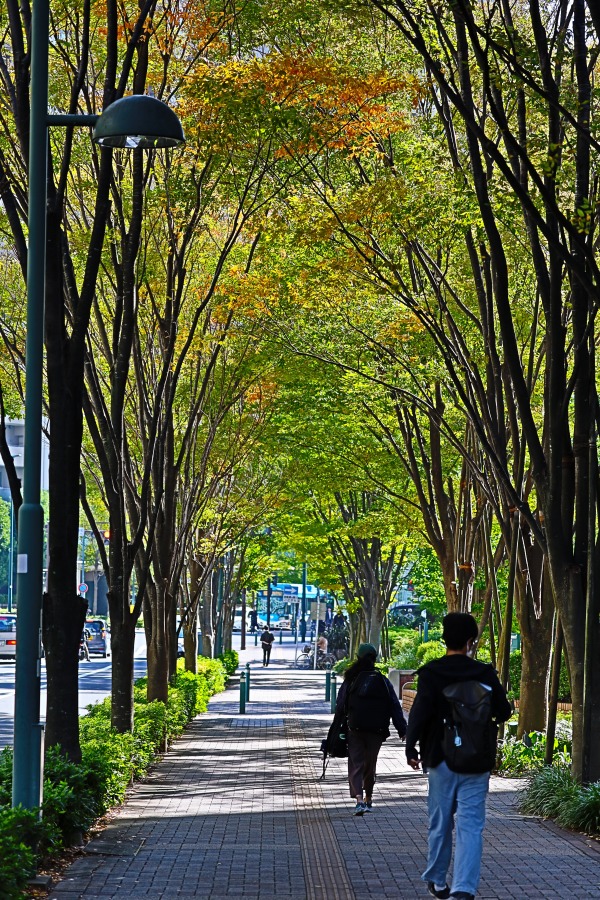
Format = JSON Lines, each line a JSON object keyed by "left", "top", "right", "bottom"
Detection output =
{"left": 85, "top": 619, "right": 110, "bottom": 657}
{"left": 177, "top": 628, "right": 202, "bottom": 657}
{"left": 233, "top": 614, "right": 270, "bottom": 632}
{"left": 0, "top": 615, "right": 17, "bottom": 660}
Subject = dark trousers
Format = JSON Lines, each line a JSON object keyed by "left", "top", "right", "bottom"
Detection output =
{"left": 347, "top": 731, "right": 384, "bottom": 798}
{"left": 262, "top": 645, "right": 272, "bottom": 665}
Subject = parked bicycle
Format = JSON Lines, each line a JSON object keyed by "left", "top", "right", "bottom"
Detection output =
{"left": 295, "top": 645, "right": 337, "bottom": 670}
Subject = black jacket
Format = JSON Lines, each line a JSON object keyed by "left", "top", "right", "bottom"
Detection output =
{"left": 335, "top": 671, "right": 407, "bottom": 740}
{"left": 405, "top": 654, "right": 512, "bottom": 770}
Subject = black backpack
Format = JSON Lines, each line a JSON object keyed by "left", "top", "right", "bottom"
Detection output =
{"left": 441, "top": 680, "right": 497, "bottom": 773}
{"left": 347, "top": 671, "right": 392, "bottom": 733}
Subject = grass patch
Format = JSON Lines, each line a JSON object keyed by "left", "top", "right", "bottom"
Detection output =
{"left": 520, "top": 766, "right": 600, "bottom": 836}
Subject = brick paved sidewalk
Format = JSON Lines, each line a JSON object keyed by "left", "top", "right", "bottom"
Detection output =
{"left": 48, "top": 641, "right": 600, "bottom": 899}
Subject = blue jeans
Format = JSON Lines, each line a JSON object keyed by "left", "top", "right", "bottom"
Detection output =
{"left": 423, "top": 761, "right": 490, "bottom": 896}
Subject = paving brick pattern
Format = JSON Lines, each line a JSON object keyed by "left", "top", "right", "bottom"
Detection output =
{"left": 48, "top": 643, "right": 600, "bottom": 899}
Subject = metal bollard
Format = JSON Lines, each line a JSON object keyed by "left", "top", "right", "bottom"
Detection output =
{"left": 325, "top": 670, "right": 331, "bottom": 702}
{"left": 245, "top": 663, "right": 251, "bottom": 702}
{"left": 279, "top": 629, "right": 283, "bottom": 644}
{"left": 330, "top": 674, "right": 337, "bottom": 713}
{"left": 239, "top": 672, "right": 246, "bottom": 714}
{"left": 254, "top": 632, "right": 258, "bottom": 646}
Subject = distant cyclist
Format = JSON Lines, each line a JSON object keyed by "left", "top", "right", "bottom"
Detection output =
{"left": 79, "top": 628, "right": 91, "bottom": 662}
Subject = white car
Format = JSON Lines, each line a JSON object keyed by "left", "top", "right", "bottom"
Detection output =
{"left": 232, "top": 615, "right": 248, "bottom": 632}
{"left": 233, "top": 615, "right": 269, "bottom": 632}
{"left": 0, "top": 615, "right": 17, "bottom": 660}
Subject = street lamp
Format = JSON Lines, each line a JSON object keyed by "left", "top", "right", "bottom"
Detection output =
{"left": 12, "top": 0, "right": 184, "bottom": 811}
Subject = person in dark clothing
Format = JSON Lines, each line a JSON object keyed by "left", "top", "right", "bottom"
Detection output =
{"left": 260, "top": 626, "right": 275, "bottom": 666}
{"left": 249, "top": 609, "right": 258, "bottom": 633}
{"left": 406, "top": 613, "right": 512, "bottom": 900}
{"left": 333, "top": 642, "right": 406, "bottom": 816}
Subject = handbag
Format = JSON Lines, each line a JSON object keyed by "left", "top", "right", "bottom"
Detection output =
{"left": 320, "top": 715, "right": 348, "bottom": 779}
{"left": 328, "top": 717, "right": 348, "bottom": 758}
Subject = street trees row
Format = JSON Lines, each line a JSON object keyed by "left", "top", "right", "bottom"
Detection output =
{"left": 244, "top": 0, "right": 600, "bottom": 779}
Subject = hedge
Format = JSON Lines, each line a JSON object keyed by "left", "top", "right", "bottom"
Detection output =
{"left": 0, "top": 656, "right": 228, "bottom": 898}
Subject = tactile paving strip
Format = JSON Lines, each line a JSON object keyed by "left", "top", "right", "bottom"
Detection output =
{"left": 283, "top": 702, "right": 356, "bottom": 900}
{"left": 229, "top": 717, "right": 285, "bottom": 727}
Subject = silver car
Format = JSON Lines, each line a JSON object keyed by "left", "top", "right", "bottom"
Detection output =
{"left": 0, "top": 615, "right": 17, "bottom": 660}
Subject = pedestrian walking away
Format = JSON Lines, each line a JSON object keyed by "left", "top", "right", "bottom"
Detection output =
{"left": 406, "top": 612, "right": 512, "bottom": 900}
{"left": 261, "top": 625, "right": 275, "bottom": 666}
{"left": 328, "top": 642, "right": 406, "bottom": 816}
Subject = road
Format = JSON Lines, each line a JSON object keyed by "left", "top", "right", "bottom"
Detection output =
{"left": 0, "top": 631, "right": 148, "bottom": 751}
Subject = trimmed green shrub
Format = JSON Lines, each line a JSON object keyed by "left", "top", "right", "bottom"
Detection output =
{"left": 390, "top": 630, "right": 421, "bottom": 669}
{"left": 333, "top": 656, "right": 350, "bottom": 674}
{"left": 0, "top": 807, "right": 41, "bottom": 899}
{"left": 197, "top": 657, "right": 227, "bottom": 693}
{"left": 218, "top": 650, "right": 239, "bottom": 676}
{"left": 415, "top": 640, "right": 445, "bottom": 666}
{"left": 331, "top": 657, "right": 388, "bottom": 675}
{"left": 0, "top": 747, "right": 13, "bottom": 806}
{"left": 0, "top": 654, "right": 230, "bottom": 881}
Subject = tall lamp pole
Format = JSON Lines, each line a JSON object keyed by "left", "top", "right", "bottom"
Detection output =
{"left": 266, "top": 577, "right": 272, "bottom": 630}
{"left": 12, "top": 0, "right": 184, "bottom": 810}
{"left": 12, "top": 0, "right": 52, "bottom": 809}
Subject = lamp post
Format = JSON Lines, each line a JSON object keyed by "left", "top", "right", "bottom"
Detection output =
{"left": 12, "top": 0, "right": 184, "bottom": 811}
{"left": 300, "top": 561, "right": 307, "bottom": 642}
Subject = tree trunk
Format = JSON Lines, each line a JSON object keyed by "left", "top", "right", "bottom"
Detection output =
{"left": 145, "top": 579, "right": 170, "bottom": 703}
{"left": 516, "top": 537, "right": 554, "bottom": 735}
{"left": 43, "top": 211, "right": 89, "bottom": 757}
{"left": 200, "top": 573, "right": 214, "bottom": 658}
{"left": 42, "top": 590, "right": 87, "bottom": 760}
{"left": 147, "top": 638, "right": 169, "bottom": 703}
{"left": 363, "top": 587, "right": 385, "bottom": 651}
{"left": 184, "top": 615, "right": 198, "bottom": 673}
{"left": 167, "top": 598, "right": 177, "bottom": 681}
{"left": 518, "top": 635, "right": 551, "bottom": 736}
{"left": 545, "top": 615, "right": 563, "bottom": 766}
{"left": 109, "top": 613, "right": 137, "bottom": 732}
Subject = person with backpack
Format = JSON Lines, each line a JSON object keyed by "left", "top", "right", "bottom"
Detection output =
{"left": 406, "top": 612, "right": 512, "bottom": 900}
{"left": 260, "top": 626, "right": 275, "bottom": 666}
{"left": 334, "top": 642, "right": 406, "bottom": 816}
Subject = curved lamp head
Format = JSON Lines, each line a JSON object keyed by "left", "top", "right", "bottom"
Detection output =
{"left": 93, "top": 95, "right": 185, "bottom": 149}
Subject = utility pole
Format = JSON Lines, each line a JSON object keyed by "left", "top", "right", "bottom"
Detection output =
{"left": 300, "top": 562, "right": 307, "bottom": 642}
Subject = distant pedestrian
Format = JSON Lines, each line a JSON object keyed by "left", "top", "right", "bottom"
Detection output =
{"left": 299, "top": 617, "right": 307, "bottom": 641}
{"left": 406, "top": 612, "right": 511, "bottom": 900}
{"left": 249, "top": 609, "right": 258, "bottom": 633}
{"left": 260, "top": 626, "right": 275, "bottom": 666}
{"left": 332, "top": 610, "right": 346, "bottom": 628}
{"left": 331, "top": 642, "right": 406, "bottom": 816}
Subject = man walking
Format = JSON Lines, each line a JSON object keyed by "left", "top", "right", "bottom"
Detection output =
{"left": 406, "top": 612, "right": 511, "bottom": 900}
{"left": 260, "top": 625, "right": 275, "bottom": 666}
